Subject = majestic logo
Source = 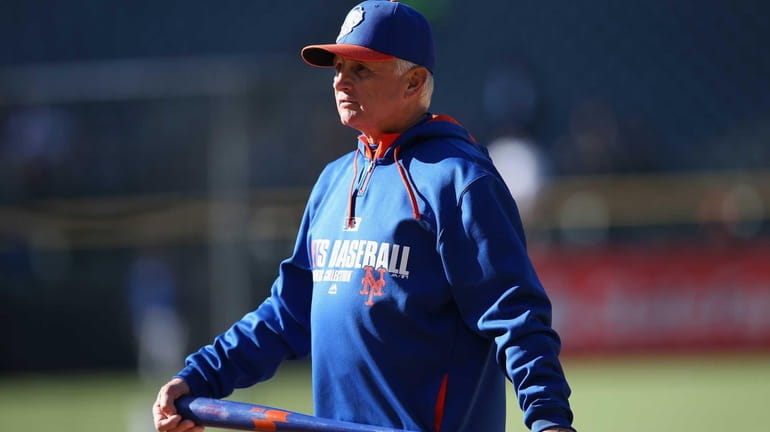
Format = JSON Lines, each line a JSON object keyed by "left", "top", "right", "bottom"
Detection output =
{"left": 360, "top": 266, "right": 386, "bottom": 306}
{"left": 336, "top": 5, "right": 364, "bottom": 42}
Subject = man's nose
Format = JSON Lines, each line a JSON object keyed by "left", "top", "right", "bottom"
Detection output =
{"left": 333, "top": 70, "right": 352, "bottom": 91}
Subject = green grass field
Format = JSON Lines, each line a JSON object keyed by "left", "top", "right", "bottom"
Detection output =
{"left": 1, "top": 354, "right": 767, "bottom": 432}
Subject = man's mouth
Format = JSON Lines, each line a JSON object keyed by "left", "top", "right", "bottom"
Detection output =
{"left": 338, "top": 101, "right": 360, "bottom": 111}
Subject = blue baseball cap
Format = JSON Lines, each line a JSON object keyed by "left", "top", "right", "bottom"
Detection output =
{"left": 301, "top": 0, "right": 435, "bottom": 73}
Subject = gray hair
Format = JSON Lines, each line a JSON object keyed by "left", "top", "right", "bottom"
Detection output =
{"left": 393, "top": 58, "right": 434, "bottom": 109}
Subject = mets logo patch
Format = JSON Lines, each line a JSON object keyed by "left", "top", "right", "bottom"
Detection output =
{"left": 337, "top": 5, "right": 365, "bottom": 42}
{"left": 360, "top": 266, "right": 386, "bottom": 306}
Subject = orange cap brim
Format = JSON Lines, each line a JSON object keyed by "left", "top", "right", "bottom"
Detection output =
{"left": 301, "top": 44, "right": 396, "bottom": 68}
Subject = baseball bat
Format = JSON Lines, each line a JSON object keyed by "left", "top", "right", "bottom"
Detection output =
{"left": 175, "top": 396, "right": 418, "bottom": 432}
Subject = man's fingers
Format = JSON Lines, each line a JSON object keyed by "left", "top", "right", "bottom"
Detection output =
{"left": 164, "top": 419, "right": 203, "bottom": 432}
{"left": 153, "top": 378, "right": 193, "bottom": 431}
{"left": 156, "top": 414, "right": 204, "bottom": 432}
{"left": 177, "top": 419, "right": 204, "bottom": 431}
{"left": 157, "top": 389, "right": 177, "bottom": 415}
{"left": 155, "top": 413, "right": 182, "bottom": 431}
{"left": 157, "top": 378, "right": 189, "bottom": 415}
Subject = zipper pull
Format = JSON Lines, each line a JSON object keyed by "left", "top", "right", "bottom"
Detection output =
{"left": 358, "top": 159, "right": 376, "bottom": 195}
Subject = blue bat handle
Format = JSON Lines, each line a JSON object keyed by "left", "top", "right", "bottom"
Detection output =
{"left": 175, "top": 396, "right": 418, "bottom": 432}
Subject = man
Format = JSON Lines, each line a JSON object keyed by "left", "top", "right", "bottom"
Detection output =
{"left": 153, "top": 1, "right": 575, "bottom": 431}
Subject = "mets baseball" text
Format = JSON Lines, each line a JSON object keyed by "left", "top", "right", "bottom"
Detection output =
{"left": 310, "top": 239, "right": 411, "bottom": 281}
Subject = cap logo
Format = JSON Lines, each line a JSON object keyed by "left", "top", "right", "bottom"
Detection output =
{"left": 336, "top": 5, "right": 365, "bottom": 42}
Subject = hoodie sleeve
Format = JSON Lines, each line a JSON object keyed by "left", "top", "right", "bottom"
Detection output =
{"left": 175, "top": 205, "right": 314, "bottom": 399}
{"left": 437, "top": 173, "right": 574, "bottom": 432}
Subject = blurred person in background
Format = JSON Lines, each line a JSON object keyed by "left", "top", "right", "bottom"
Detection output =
{"left": 127, "top": 248, "right": 187, "bottom": 382}
{"left": 152, "top": 2, "right": 574, "bottom": 432}
{"left": 128, "top": 248, "right": 188, "bottom": 432}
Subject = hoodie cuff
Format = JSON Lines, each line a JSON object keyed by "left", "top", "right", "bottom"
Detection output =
{"left": 174, "top": 365, "right": 214, "bottom": 398}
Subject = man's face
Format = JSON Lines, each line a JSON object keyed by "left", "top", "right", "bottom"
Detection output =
{"left": 332, "top": 56, "right": 410, "bottom": 136}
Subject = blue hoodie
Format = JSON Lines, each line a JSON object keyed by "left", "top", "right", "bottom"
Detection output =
{"left": 176, "top": 115, "right": 574, "bottom": 432}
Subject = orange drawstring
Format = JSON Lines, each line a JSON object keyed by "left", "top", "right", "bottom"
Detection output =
{"left": 393, "top": 146, "right": 421, "bottom": 220}
{"left": 344, "top": 116, "right": 468, "bottom": 225}
{"left": 346, "top": 150, "right": 359, "bottom": 228}
{"left": 346, "top": 145, "right": 421, "bottom": 227}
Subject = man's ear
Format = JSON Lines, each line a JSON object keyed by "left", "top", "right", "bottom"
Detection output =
{"left": 405, "top": 67, "right": 429, "bottom": 97}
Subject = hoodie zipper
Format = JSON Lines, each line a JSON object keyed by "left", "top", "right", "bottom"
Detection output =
{"left": 358, "top": 158, "right": 376, "bottom": 195}
{"left": 345, "top": 114, "right": 468, "bottom": 228}
{"left": 346, "top": 144, "right": 423, "bottom": 229}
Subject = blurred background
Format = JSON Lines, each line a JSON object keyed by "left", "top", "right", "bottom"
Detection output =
{"left": 1, "top": 0, "right": 769, "bottom": 431}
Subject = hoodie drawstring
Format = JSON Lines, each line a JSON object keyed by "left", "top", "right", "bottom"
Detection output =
{"left": 346, "top": 146, "right": 421, "bottom": 227}
{"left": 346, "top": 150, "right": 360, "bottom": 229}
{"left": 394, "top": 146, "right": 422, "bottom": 220}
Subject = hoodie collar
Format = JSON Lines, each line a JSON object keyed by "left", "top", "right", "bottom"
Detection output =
{"left": 358, "top": 132, "right": 402, "bottom": 160}
{"left": 357, "top": 113, "right": 441, "bottom": 160}
{"left": 345, "top": 113, "right": 475, "bottom": 227}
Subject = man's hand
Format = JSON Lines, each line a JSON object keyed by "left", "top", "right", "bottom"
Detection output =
{"left": 152, "top": 378, "right": 205, "bottom": 432}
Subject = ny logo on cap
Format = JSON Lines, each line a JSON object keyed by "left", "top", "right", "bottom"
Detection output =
{"left": 336, "top": 5, "right": 365, "bottom": 42}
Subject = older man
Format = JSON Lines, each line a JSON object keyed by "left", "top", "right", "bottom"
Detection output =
{"left": 153, "top": 2, "right": 575, "bottom": 432}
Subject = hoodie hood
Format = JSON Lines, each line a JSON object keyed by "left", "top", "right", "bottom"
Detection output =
{"left": 346, "top": 114, "right": 489, "bottom": 228}
{"left": 356, "top": 114, "right": 480, "bottom": 162}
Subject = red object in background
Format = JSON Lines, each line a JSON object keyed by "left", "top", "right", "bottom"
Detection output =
{"left": 532, "top": 241, "right": 770, "bottom": 354}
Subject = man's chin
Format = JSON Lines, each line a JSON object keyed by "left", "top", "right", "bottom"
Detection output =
{"left": 338, "top": 113, "right": 363, "bottom": 130}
